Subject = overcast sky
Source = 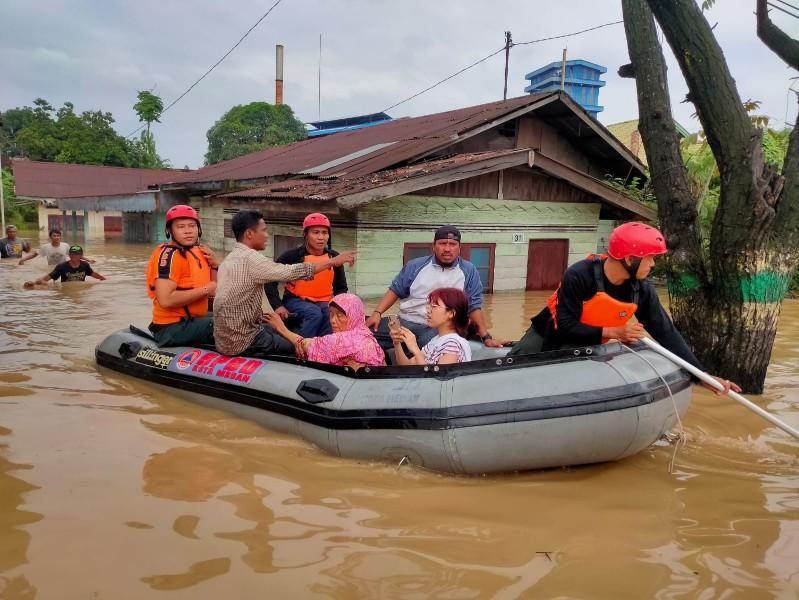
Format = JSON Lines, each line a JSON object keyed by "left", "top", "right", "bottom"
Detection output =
{"left": 2, "top": 0, "right": 796, "bottom": 169}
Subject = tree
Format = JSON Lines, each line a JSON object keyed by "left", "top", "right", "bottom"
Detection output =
{"left": 132, "top": 90, "right": 169, "bottom": 168}
{"left": 620, "top": 0, "right": 798, "bottom": 392}
{"left": 205, "top": 102, "right": 306, "bottom": 165}
{"left": 2, "top": 169, "right": 36, "bottom": 224}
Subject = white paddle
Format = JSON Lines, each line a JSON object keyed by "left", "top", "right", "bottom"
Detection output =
{"left": 640, "top": 337, "right": 799, "bottom": 441}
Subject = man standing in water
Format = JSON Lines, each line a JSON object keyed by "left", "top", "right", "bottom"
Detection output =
{"left": 213, "top": 210, "right": 355, "bottom": 357}
{"left": 145, "top": 205, "right": 218, "bottom": 347}
{"left": 265, "top": 212, "right": 349, "bottom": 337}
{"left": 18, "top": 228, "right": 95, "bottom": 266}
{"left": 0, "top": 225, "right": 31, "bottom": 259}
{"left": 24, "top": 245, "right": 106, "bottom": 286}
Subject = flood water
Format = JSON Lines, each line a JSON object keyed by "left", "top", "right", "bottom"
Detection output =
{"left": 1, "top": 236, "right": 798, "bottom": 599}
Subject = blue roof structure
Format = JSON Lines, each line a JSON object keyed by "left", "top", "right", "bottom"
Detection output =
{"left": 524, "top": 59, "right": 607, "bottom": 117}
{"left": 307, "top": 112, "right": 393, "bottom": 138}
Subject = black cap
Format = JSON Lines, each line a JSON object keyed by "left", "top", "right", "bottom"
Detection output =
{"left": 433, "top": 225, "right": 461, "bottom": 242}
{"left": 68, "top": 244, "right": 83, "bottom": 255}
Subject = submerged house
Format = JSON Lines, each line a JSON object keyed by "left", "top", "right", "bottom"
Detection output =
{"left": 161, "top": 91, "right": 652, "bottom": 296}
{"left": 12, "top": 160, "right": 185, "bottom": 242}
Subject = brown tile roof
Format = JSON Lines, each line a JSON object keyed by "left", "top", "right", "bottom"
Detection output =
{"left": 12, "top": 159, "right": 186, "bottom": 199}
{"left": 170, "top": 94, "right": 558, "bottom": 185}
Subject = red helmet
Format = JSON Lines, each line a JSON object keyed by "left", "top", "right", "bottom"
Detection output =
{"left": 608, "top": 222, "right": 667, "bottom": 260}
{"left": 302, "top": 212, "right": 331, "bottom": 230}
{"left": 165, "top": 205, "right": 201, "bottom": 239}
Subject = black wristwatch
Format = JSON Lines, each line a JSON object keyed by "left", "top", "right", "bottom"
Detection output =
{"left": 480, "top": 333, "right": 493, "bottom": 342}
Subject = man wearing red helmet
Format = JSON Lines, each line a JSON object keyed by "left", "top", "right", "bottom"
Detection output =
{"left": 145, "top": 204, "right": 220, "bottom": 347}
{"left": 509, "top": 223, "right": 740, "bottom": 393}
{"left": 265, "top": 212, "right": 349, "bottom": 337}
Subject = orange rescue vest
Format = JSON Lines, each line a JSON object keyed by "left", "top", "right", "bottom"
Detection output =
{"left": 285, "top": 253, "right": 334, "bottom": 302}
{"left": 146, "top": 243, "right": 212, "bottom": 325}
{"left": 546, "top": 254, "right": 639, "bottom": 338}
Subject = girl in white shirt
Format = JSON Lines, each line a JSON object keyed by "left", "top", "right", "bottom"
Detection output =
{"left": 390, "top": 287, "right": 472, "bottom": 365}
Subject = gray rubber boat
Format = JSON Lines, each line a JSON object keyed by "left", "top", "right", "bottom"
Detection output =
{"left": 95, "top": 327, "right": 692, "bottom": 474}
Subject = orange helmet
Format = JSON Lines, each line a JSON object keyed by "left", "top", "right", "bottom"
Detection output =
{"left": 608, "top": 222, "right": 667, "bottom": 260}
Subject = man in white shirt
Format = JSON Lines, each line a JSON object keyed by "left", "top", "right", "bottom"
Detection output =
{"left": 18, "top": 229, "right": 95, "bottom": 266}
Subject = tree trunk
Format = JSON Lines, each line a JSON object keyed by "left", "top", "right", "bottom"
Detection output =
{"left": 619, "top": 0, "right": 710, "bottom": 361}
{"left": 621, "top": 0, "right": 799, "bottom": 393}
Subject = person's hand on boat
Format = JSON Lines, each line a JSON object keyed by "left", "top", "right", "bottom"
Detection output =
{"left": 366, "top": 311, "right": 382, "bottom": 331}
{"left": 262, "top": 311, "right": 288, "bottom": 333}
{"left": 483, "top": 336, "right": 506, "bottom": 348}
{"left": 701, "top": 375, "right": 742, "bottom": 396}
{"left": 199, "top": 245, "right": 220, "bottom": 269}
{"left": 274, "top": 306, "right": 290, "bottom": 320}
{"left": 392, "top": 326, "right": 420, "bottom": 353}
{"left": 331, "top": 250, "right": 356, "bottom": 267}
{"left": 604, "top": 322, "right": 646, "bottom": 342}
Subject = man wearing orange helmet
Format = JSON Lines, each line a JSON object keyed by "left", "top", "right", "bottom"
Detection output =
{"left": 265, "top": 212, "right": 349, "bottom": 337}
{"left": 509, "top": 222, "right": 740, "bottom": 393}
{"left": 145, "top": 204, "right": 219, "bottom": 347}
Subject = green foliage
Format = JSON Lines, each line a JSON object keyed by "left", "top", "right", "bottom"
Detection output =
{"left": 129, "top": 130, "right": 171, "bottom": 169}
{"left": 2, "top": 168, "right": 37, "bottom": 224}
{"left": 602, "top": 175, "right": 656, "bottom": 207}
{"left": 205, "top": 102, "right": 307, "bottom": 165}
{"left": 133, "top": 90, "right": 164, "bottom": 130}
{"left": 763, "top": 128, "right": 790, "bottom": 170}
{"left": 1, "top": 97, "right": 170, "bottom": 168}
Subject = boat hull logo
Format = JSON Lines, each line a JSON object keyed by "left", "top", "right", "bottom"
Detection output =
{"left": 135, "top": 348, "right": 175, "bottom": 370}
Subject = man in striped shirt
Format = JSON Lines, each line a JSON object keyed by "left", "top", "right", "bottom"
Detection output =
{"left": 213, "top": 210, "right": 355, "bottom": 357}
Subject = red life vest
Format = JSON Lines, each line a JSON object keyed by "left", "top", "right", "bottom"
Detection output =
{"left": 545, "top": 254, "right": 639, "bottom": 338}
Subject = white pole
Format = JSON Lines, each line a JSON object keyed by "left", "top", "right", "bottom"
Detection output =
{"left": 641, "top": 337, "right": 799, "bottom": 440}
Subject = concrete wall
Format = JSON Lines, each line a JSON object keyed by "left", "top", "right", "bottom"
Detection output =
{"left": 194, "top": 194, "right": 601, "bottom": 298}
{"left": 351, "top": 195, "right": 600, "bottom": 297}
{"left": 37, "top": 205, "right": 123, "bottom": 240}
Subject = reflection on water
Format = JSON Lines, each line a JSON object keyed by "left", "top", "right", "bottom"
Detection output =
{"left": 1, "top": 237, "right": 798, "bottom": 598}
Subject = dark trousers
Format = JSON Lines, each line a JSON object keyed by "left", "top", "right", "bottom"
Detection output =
{"left": 507, "top": 323, "right": 545, "bottom": 356}
{"left": 283, "top": 297, "right": 332, "bottom": 337}
{"left": 152, "top": 315, "right": 214, "bottom": 348}
{"left": 242, "top": 325, "right": 295, "bottom": 358}
{"left": 372, "top": 316, "right": 437, "bottom": 352}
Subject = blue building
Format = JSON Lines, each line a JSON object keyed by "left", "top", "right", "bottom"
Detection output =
{"left": 307, "top": 112, "right": 392, "bottom": 138}
{"left": 524, "top": 59, "right": 606, "bottom": 117}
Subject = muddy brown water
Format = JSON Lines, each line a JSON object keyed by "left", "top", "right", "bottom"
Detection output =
{"left": 1, "top": 237, "right": 798, "bottom": 599}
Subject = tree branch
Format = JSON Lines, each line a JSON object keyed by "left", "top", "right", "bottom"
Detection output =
{"left": 757, "top": 0, "right": 799, "bottom": 71}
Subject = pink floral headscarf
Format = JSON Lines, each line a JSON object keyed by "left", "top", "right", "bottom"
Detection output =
{"left": 304, "top": 294, "right": 385, "bottom": 367}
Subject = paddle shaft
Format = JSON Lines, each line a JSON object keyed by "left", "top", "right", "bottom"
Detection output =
{"left": 640, "top": 337, "right": 799, "bottom": 441}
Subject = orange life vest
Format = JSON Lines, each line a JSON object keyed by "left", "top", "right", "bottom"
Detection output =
{"left": 546, "top": 254, "right": 639, "bottom": 338}
{"left": 285, "top": 253, "right": 334, "bottom": 302}
{"left": 146, "top": 243, "right": 212, "bottom": 325}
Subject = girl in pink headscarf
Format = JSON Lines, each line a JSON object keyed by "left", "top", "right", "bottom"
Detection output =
{"left": 263, "top": 293, "right": 385, "bottom": 369}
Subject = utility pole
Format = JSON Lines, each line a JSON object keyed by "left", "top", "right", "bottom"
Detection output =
{"left": 560, "top": 47, "right": 568, "bottom": 91}
{"left": 503, "top": 31, "right": 512, "bottom": 100}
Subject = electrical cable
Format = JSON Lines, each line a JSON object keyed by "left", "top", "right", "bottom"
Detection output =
{"left": 125, "top": 0, "right": 285, "bottom": 138}
{"left": 381, "top": 19, "right": 625, "bottom": 114}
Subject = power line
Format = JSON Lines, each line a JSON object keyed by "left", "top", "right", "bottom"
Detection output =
{"left": 768, "top": 1, "right": 799, "bottom": 19}
{"left": 513, "top": 20, "right": 623, "bottom": 46}
{"left": 380, "top": 20, "right": 625, "bottom": 115}
{"left": 772, "top": 0, "right": 799, "bottom": 15}
{"left": 125, "top": 0, "right": 285, "bottom": 138}
{"left": 381, "top": 47, "right": 507, "bottom": 114}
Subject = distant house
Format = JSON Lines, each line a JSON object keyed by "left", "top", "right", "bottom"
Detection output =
{"left": 307, "top": 112, "right": 392, "bottom": 138}
{"left": 162, "top": 91, "right": 652, "bottom": 296}
{"left": 12, "top": 161, "right": 187, "bottom": 241}
{"left": 606, "top": 119, "right": 691, "bottom": 167}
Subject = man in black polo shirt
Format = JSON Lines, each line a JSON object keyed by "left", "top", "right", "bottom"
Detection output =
{"left": 24, "top": 245, "right": 107, "bottom": 287}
